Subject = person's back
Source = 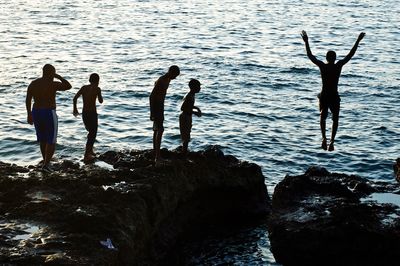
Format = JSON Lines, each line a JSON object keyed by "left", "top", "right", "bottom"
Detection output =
{"left": 26, "top": 64, "right": 72, "bottom": 172}
{"left": 29, "top": 78, "right": 58, "bottom": 109}
{"left": 73, "top": 73, "right": 103, "bottom": 163}
{"left": 81, "top": 84, "right": 101, "bottom": 113}
{"left": 319, "top": 62, "right": 343, "bottom": 97}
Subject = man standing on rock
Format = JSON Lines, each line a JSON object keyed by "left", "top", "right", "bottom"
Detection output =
{"left": 149, "top": 65, "right": 180, "bottom": 163}
{"left": 26, "top": 64, "right": 72, "bottom": 172}
{"left": 301, "top": 31, "right": 365, "bottom": 151}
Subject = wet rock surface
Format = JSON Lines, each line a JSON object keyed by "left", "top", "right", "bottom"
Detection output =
{"left": 0, "top": 147, "right": 270, "bottom": 265}
{"left": 395, "top": 158, "right": 400, "bottom": 182}
{"left": 268, "top": 166, "right": 400, "bottom": 266}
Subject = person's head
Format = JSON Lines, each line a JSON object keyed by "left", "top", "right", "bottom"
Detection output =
{"left": 167, "top": 65, "right": 180, "bottom": 80}
{"left": 42, "top": 64, "right": 55, "bottom": 79}
{"left": 189, "top": 79, "right": 201, "bottom": 93}
{"left": 89, "top": 73, "right": 100, "bottom": 85}
{"left": 326, "top": 50, "right": 336, "bottom": 63}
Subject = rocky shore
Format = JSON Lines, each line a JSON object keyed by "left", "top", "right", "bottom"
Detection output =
{"left": 0, "top": 147, "right": 270, "bottom": 265}
{"left": 394, "top": 158, "right": 400, "bottom": 182}
{"left": 268, "top": 166, "right": 400, "bottom": 266}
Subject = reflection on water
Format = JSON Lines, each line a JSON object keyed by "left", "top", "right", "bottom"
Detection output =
{"left": 362, "top": 193, "right": 400, "bottom": 207}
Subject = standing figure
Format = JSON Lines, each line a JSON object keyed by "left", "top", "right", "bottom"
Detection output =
{"left": 301, "top": 30, "right": 365, "bottom": 151}
{"left": 73, "top": 73, "right": 103, "bottom": 163}
{"left": 149, "top": 65, "right": 180, "bottom": 163}
{"left": 179, "top": 79, "right": 202, "bottom": 155}
{"left": 26, "top": 64, "right": 72, "bottom": 172}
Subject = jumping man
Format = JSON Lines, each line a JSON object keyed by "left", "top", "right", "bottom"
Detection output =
{"left": 301, "top": 31, "right": 365, "bottom": 151}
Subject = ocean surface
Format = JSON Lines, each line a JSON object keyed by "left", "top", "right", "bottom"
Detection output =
{"left": 0, "top": 0, "right": 399, "bottom": 264}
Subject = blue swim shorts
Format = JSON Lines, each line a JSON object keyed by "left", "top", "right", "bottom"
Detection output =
{"left": 32, "top": 108, "right": 58, "bottom": 144}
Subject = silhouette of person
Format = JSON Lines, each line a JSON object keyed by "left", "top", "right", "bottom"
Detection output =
{"left": 149, "top": 65, "right": 180, "bottom": 163}
{"left": 73, "top": 73, "right": 103, "bottom": 163}
{"left": 301, "top": 31, "right": 365, "bottom": 151}
{"left": 26, "top": 64, "right": 72, "bottom": 172}
{"left": 180, "top": 79, "right": 202, "bottom": 155}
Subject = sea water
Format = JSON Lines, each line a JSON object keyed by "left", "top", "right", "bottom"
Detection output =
{"left": 0, "top": 0, "right": 399, "bottom": 264}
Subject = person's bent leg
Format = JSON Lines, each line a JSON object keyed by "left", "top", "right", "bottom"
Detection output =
{"left": 320, "top": 108, "right": 328, "bottom": 150}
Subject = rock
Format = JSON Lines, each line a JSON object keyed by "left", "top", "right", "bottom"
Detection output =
{"left": 268, "top": 167, "right": 400, "bottom": 266}
{"left": 0, "top": 148, "right": 270, "bottom": 265}
{"left": 394, "top": 158, "right": 400, "bottom": 182}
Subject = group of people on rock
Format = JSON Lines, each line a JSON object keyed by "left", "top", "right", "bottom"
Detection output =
{"left": 25, "top": 64, "right": 202, "bottom": 172}
{"left": 25, "top": 30, "right": 365, "bottom": 172}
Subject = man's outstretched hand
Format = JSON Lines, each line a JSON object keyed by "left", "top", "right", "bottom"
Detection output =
{"left": 358, "top": 32, "right": 366, "bottom": 42}
{"left": 301, "top": 30, "right": 308, "bottom": 42}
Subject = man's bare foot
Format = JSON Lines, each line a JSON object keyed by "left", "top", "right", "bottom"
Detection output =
{"left": 328, "top": 142, "right": 334, "bottom": 151}
{"left": 321, "top": 139, "right": 327, "bottom": 150}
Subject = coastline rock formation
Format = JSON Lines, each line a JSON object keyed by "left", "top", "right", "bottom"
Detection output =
{"left": 394, "top": 158, "right": 400, "bottom": 182}
{"left": 0, "top": 147, "right": 270, "bottom": 265}
{"left": 268, "top": 167, "right": 400, "bottom": 266}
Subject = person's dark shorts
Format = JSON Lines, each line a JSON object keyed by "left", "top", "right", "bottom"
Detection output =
{"left": 179, "top": 112, "right": 192, "bottom": 142}
{"left": 82, "top": 112, "right": 98, "bottom": 146}
{"left": 32, "top": 108, "right": 58, "bottom": 144}
{"left": 318, "top": 93, "right": 341, "bottom": 116}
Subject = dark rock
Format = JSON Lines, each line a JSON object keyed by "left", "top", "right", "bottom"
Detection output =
{"left": 268, "top": 167, "right": 400, "bottom": 266}
{"left": 395, "top": 158, "right": 400, "bottom": 182}
{"left": 0, "top": 148, "right": 270, "bottom": 265}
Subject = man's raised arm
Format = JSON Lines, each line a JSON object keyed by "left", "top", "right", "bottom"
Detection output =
{"left": 301, "top": 30, "right": 323, "bottom": 66}
{"left": 54, "top": 73, "right": 72, "bottom": 91}
{"left": 339, "top": 32, "right": 365, "bottom": 66}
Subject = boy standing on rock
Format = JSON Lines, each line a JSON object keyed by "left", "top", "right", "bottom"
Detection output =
{"left": 26, "top": 64, "right": 72, "bottom": 172}
{"left": 301, "top": 30, "right": 365, "bottom": 151}
{"left": 149, "top": 65, "right": 180, "bottom": 163}
{"left": 180, "top": 79, "right": 202, "bottom": 155}
{"left": 73, "top": 73, "right": 103, "bottom": 163}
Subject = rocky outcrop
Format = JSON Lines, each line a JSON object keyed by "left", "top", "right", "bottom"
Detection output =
{"left": 268, "top": 167, "right": 400, "bottom": 266}
{"left": 0, "top": 147, "right": 270, "bottom": 265}
{"left": 395, "top": 158, "right": 400, "bottom": 182}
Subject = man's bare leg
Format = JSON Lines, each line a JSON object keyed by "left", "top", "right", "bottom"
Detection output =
{"left": 84, "top": 144, "right": 95, "bottom": 163}
{"left": 320, "top": 112, "right": 328, "bottom": 150}
{"left": 40, "top": 142, "right": 46, "bottom": 161}
{"left": 154, "top": 130, "right": 163, "bottom": 162}
{"left": 329, "top": 118, "right": 339, "bottom": 151}
{"left": 182, "top": 141, "right": 189, "bottom": 155}
{"left": 44, "top": 143, "right": 55, "bottom": 166}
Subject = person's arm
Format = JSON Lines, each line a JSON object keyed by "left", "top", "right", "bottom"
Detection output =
{"left": 98, "top": 87, "right": 103, "bottom": 104}
{"left": 54, "top": 73, "right": 72, "bottom": 91}
{"left": 193, "top": 106, "right": 202, "bottom": 117}
{"left": 338, "top": 32, "right": 365, "bottom": 66}
{"left": 26, "top": 84, "right": 33, "bottom": 125}
{"left": 301, "top": 30, "right": 323, "bottom": 67}
{"left": 73, "top": 88, "right": 83, "bottom": 117}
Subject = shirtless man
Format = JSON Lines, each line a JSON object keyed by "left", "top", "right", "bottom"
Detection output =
{"left": 26, "top": 64, "right": 72, "bottom": 171}
{"left": 301, "top": 31, "right": 365, "bottom": 151}
{"left": 73, "top": 73, "right": 103, "bottom": 162}
{"left": 149, "top": 65, "right": 180, "bottom": 163}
